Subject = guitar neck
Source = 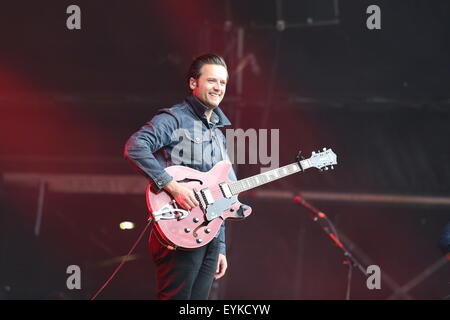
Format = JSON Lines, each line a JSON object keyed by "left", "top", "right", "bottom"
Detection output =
{"left": 228, "top": 159, "right": 312, "bottom": 195}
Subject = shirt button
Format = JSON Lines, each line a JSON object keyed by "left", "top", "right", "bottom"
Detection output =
{"left": 195, "top": 137, "right": 200, "bottom": 143}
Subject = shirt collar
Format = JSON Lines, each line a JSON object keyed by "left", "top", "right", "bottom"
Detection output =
{"left": 185, "top": 94, "right": 232, "bottom": 127}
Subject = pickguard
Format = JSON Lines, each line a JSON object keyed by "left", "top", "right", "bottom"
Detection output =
{"left": 205, "top": 195, "right": 238, "bottom": 221}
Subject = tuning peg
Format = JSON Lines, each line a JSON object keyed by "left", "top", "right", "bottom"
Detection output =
{"left": 323, "top": 147, "right": 326, "bottom": 151}
{"left": 331, "top": 166, "right": 334, "bottom": 170}
{"left": 312, "top": 151, "right": 316, "bottom": 155}
{"left": 324, "top": 167, "right": 329, "bottom": 170}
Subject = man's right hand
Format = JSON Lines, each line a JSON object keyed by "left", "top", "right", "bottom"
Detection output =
{"left": 163, "top": 180, "right": 199, "bottom": 210}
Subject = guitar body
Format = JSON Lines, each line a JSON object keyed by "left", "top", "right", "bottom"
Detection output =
{"left": 146, "top": 161, "right": 252, "bottom": 250}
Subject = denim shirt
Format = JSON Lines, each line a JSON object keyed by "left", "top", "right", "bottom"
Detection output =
{"left": 124, "top": 94, "right": 233, "bottom": 255}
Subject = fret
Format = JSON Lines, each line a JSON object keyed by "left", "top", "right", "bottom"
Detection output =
{"left": 230, "top": 183, "right": 237, "bottom": 195}
{"left": 276, "top": 168, "right": 282, "bottom": 178}
{"left": 250, "top": 177, "right": 257, "bottom": 188}
{"left": 278, "top": 168, "right": 285, "bottom": 177}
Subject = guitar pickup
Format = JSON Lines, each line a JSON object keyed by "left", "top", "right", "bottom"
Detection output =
{"left": 219, "top": 183, "right": 232, "bottom": 198}
{"left": 200, "top": 188, "right": 215, "bottom": 205}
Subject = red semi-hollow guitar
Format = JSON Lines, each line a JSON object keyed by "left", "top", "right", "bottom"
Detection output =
{"left": 146, "top": 148, "right": 337, "bottom": 250}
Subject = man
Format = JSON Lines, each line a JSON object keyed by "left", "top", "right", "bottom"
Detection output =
{"left": 124, "top": 54, "right": 231, "bottom": 299}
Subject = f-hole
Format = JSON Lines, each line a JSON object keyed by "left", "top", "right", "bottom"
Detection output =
{"left": 193, "top": 220, "right": 211, "bottom": 237}
{"left": 176, "top": 178, "right": 203, "bottom": 185}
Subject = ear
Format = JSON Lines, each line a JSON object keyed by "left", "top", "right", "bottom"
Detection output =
{"left": 189, "top": 77, "right": 197, "bottom": 90}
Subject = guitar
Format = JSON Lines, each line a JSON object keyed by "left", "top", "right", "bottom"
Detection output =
{"left": 147, "top": 148, "right": 337, "bottom": 250}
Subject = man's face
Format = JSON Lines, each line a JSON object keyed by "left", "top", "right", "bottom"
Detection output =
{"left": 189, "top": 64, "right": 228, "bottom": 108}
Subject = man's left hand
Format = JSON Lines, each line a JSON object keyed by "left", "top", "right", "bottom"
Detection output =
{"left": 215, "top": 254, "right": 227, "bottom": 280}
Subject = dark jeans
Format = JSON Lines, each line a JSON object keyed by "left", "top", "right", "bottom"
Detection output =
{"left": 149, "top": 230, "right": 220, "bottom": 300}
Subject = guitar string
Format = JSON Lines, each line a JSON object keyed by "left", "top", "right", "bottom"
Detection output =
{"left": 197, "top": 163, "right": 302, "bottom": 200}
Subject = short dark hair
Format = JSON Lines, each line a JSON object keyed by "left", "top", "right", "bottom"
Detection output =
{"left": 186, "top": 53, "right": 228, "bottom": 89}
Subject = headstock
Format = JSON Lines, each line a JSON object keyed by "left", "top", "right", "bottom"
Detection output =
{"left": 306, "top": 148, "right": 337, "bottom": 171}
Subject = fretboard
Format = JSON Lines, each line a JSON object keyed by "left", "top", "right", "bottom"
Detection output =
{"left": 228, "top": 159, "right": 310, "bottom": 195}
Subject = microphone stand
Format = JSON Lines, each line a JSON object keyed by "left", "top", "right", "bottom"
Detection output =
{"left": 294, "top": 195, "right": 367, "bottom": 300}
